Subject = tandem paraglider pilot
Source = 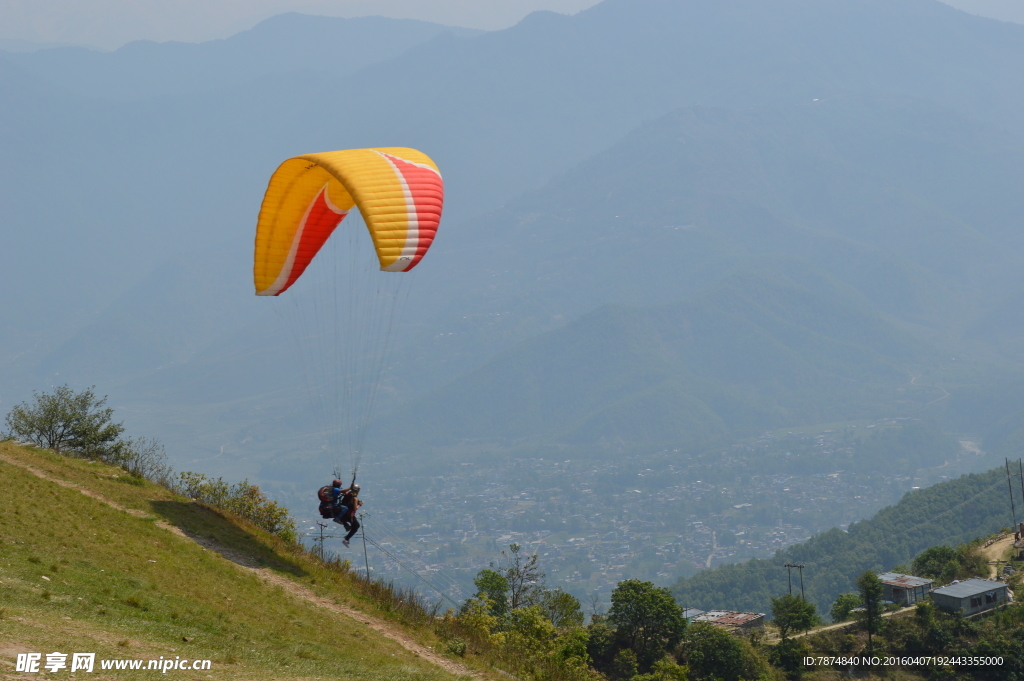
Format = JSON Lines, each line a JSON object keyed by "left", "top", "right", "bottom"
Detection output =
{"left": 318, "top": 480, "right": 363, "bottom": 547}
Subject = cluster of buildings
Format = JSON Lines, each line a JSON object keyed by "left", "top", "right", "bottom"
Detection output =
{"left": 676, "top": 570, "right": 1014, "bottom": 639}
{"left": 672, "top": 572, "right": 1012, "bottom": 640}
{"left": 877, "top": 572, "right": 1012, "bottom": 617}
{"left": 344, "top": 421, "right": 969, "bottom": 600}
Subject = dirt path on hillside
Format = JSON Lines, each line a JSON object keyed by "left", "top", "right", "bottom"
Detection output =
{"left": 0, "top": 452, "right": 480, "bottom": 680}
{"left": 908, "top": 374, "right": 950, "bottom": 410}
{"left": 767, "top": 604, "right": 917, "bottom": 643}
{"left": 705, "top": 532, "right": 718, "bottom": 569}
{"left": 980, "top": 534, "right": 1015, "bottom": 579}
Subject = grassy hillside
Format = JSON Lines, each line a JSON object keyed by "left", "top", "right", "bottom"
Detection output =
{"left": 671, "top": 467, "right": 1013, "bottom": 620}
{"left": 0, "top": 441, "right": 463, "bottom": 680}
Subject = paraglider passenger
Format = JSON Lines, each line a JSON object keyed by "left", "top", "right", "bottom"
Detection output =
{"left": 340, "top": 484, "right": 362, "bottom": 547}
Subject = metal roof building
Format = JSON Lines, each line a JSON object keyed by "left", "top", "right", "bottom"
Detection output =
{"left": 878, "top": 572, "right": 933, "bottom": 606}
{"left": 930, "top": 579, "right": 1009, "bottom": 616}
{"left": 692, "top": 610, "right": 765, "bottom": 631}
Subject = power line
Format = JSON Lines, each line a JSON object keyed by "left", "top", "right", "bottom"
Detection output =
{"left": 362, "top": 533, "right": 462, "bottom": 609}
{"left": 359, "top": 513, "right": 468, "bottom": 599}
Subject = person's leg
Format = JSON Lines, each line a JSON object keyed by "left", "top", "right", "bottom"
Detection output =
{"left": 332, "top": 505, "right": 349, "bottom": 525}
{"left": 343, "top": 517, "right": 360, "bottom": 545}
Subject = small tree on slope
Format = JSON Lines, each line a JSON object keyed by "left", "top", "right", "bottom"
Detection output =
{"left": 5, "top": 385, "right": 123, "bottom": 457}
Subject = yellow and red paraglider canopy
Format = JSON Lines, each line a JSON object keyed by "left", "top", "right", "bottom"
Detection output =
{"left": 254, "top": 147, "right": 444, "bottom": 296}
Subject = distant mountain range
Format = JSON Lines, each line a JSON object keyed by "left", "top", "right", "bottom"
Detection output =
{"left": 1, "top": 0, "right": 1023, "bottom": 491}
{"left": 372, "top": 265, "right": 934, "bottom": 452}
{"left": 3, "top": 14, "right": 482, "bottom": 101}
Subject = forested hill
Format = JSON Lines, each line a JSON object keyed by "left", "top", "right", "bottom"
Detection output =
{"left": 672, "top": 467, "right": 1011, "bottom": 619}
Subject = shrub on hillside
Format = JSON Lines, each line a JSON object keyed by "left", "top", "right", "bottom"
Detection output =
{"left": 829, "top": 592, "right": 862, "bottom": 623}
{"left": 175, "top": 471, "right": 297, "bottom": 542}
{"left": 109, "top": 436, "right": 173, "bottom": 484}
{"left": 449, "top": 547, "right": 595, "bottom": 681}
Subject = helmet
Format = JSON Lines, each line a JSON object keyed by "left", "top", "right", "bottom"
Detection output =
{"left": 351, "top": 484, "right": 361, "bottom": 494}
{"left": 332, "top": 479, "right": 343, "bottom": 487}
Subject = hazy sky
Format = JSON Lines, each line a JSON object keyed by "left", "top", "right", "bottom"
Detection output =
{"left": 0, "top": 0, "right": 1021, "bottom": 51}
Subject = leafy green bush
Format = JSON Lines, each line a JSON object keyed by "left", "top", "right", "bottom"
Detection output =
{"left": 443, "top": 637, "right": 467, "bottom": 657}
{"left": 174, "top": 471, "right": 296, "bottom": 542}
{"left": 677, "top": 623, "right": 744, "bottom": 681}
{"left": 109, "top": 436, "right": 172, "bottom": 484}
{"left": 829, "top": 592, "right": 862, "bottom": 623}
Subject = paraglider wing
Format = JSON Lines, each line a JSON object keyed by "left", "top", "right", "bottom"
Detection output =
{"left": 254, "top": 147, "right": 444, "bottom": 296}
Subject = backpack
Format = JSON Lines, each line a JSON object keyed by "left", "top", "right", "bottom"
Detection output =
{"left": 317, "top": 486, "right": 334, "bottom": 519}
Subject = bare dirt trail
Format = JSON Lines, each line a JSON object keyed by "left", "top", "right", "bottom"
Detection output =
{"left": 705, "top": 531, "right": 718, "bottom": 568}
{"left": 0, "top": 452, "right": 480, "bottom": 680}
{"left": 980, "top": 534, "right": 1015, "bottom": 579}
{"left": 773, "top": 605, "right": 917, "bottom": 643}
{"left": 908, "top": 373, "right": 951, "bottom": 409}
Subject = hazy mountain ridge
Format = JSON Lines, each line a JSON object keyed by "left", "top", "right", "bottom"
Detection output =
{"left": 2, "top": 13, "right": 484, "bottom": 101}
{"left": 3, "top": 0, "right": 1024, "bottom": 488}
{"left": 370, "top": 265, "right": 936, "bottom": 451}
{"left": 5, "top": 0, "right": 1024, "bottom": 339}
{"left": 31, "top": 95, "right": 1024, "bottom": 479}
{"left": 375, "top": 98, "right": 1024, "bottom": 404}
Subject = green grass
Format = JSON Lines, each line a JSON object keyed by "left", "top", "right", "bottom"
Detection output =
{"left": 0, "top": 442, "right": 463, "bottom": 680}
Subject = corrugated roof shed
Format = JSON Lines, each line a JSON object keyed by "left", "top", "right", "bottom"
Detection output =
{"left": 694, "top": 610, "right": 764, "bottom": 626}
{"left": 931, "top": 579, "right": 1007, "bottom": 599}
{"left": 878, "top": 572, "right": 932, "bottom": 588}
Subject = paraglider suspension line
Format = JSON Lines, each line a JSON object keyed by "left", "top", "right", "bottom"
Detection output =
{"left": 361, "top": 514, "right": 370, "bottom": 579}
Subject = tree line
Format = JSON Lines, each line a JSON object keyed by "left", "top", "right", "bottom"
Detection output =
{"left": 440, "top": 542, "right": 797, "bottom": 681}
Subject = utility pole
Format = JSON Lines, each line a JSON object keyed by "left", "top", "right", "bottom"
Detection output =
{"left": 313, "top": 522, "right": 333, "bottom": 561}
{"left": 1007, "top": 459, "right": 1018, "bottom": 528}
{"left": 1017, "top": 459, "right": 1024, "bottom": 531}
{"left": 784, "top": 564, "right": 805, "bottom": 600}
